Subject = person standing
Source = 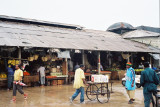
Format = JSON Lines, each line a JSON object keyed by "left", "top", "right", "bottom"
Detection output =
{"left": 125, "top": 62, "right": 136, "bottom": 104}
{"left": 12, "top": 64, "right": 27, "bottom": 102}
{"left": 37, "top": 64, "right": 46, "bottom": 87}
{"left": 7, "top": 64, "right": 14, "bottom": 90}
{"left": 70, "top": 64, "right": 87, "bottom": 104}
{"left": 140, "top": 62, "right": 159, "bottom": 107}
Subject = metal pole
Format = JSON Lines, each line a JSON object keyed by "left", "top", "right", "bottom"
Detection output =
{"left": 97, "top": 51, "right": 101, "bottom": 74}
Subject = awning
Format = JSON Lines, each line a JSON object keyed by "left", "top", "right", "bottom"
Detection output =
{"left": 57, "top": 51, "right": 70, "bottom": 58}
{"left": 149, "top": 53, "right": 160, "bottom": 60}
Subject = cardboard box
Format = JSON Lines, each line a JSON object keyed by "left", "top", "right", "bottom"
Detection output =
{"left": 91, "top": 75, "right": 109, "bottom": 83}
{"left": 52, "top": 80, "right": 58, "bottom": 85}
{"left": 58, "top": 80, "right": 64, "bottom": 85}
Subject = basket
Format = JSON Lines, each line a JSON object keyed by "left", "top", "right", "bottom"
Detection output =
{"left": 28, "top": 57, "right": 34, "bottom": 61}
{"left": 33, "top": 55, "right": 39, "bottom": 60}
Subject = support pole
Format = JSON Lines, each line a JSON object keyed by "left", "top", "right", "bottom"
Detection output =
{"left": 109, "top": 52, "right": 111, "bottom": 68}
{"left": 82, "top": 50, "right": 85, "bottom": 65}
{"left": 150, "top": 55, "right": 152, "bottom": 68}
{"left": 18, "top": 47, "right": 21, "bottom": 64}
{"left": 65, "top": 58, "right": 68, "bottom": 84}
{"left": 97, "top": 51, "right": 101, "bottom": 74}
{"left": 131, "top": 53, "right": 133, "bottom": 64}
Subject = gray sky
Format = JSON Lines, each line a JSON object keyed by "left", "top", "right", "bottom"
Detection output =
{"left": 0, "top": 0, "right": 159, "bottom": 30}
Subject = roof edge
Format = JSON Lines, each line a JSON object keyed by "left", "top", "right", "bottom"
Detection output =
{"left": 0, "top": 15, "right": 84, "bottom": 30}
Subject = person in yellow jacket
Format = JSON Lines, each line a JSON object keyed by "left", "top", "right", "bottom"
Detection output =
{"left": 12, "top": 64, "right": 28, "bottom": 102}
{"left": 70, "top": 64, "right": 88, "bottom": 104}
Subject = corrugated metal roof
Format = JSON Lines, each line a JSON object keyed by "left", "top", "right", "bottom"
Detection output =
{"left": 0, "top": 15, "right": 83, "bottom": 30}
{"left": 123, "top": 30, "right": 160, "bottom": 39}
{"left": 136, "top": 26, "right": 160, "bottom": 33}
{"left": 0, "top": 20, "right": 159, "bottom": 53}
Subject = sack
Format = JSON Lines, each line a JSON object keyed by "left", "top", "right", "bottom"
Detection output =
{"left": 147, "top": 83, "right": 157, "bottom": 92}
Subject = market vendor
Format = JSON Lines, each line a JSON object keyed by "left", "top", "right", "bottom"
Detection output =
{"left": 125, "top": 62, "right": 136, "bottom": 104}
{"left": 37, "top": 64, "right": 46, "bottom": 87}
{"left": 6, "top": 64, "right": 14, "bottom": 90}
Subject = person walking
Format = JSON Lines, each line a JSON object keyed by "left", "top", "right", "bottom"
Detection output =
{"left": 140, "top": 62, "right": 159, "bottom": 107}
{"left": 37, "top": 64, "right": 46, "bottom": 87}
{"left": 7, "top": 64, "right": 14, "bottom": 90}
{"left": 125, "top": 62, "right": 136, "bottom": 104}
{"left": 70, "top": 64, "right": 87, "bottom": 104}
{"left": 12, "top": 64, "right": 28, "bottom": 102}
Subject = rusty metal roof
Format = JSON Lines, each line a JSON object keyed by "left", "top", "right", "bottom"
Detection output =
{"left": 0, "top": 20, "right": 159, "bottom": 53}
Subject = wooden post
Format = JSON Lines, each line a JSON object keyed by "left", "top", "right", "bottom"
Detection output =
{"left": 97, "top": 51, "right": 101, "bottom": 74}
{"left": 150, "top": 55, "right": 152, "bottom": 68}
{"left": 109, "top": 52, "right": 111, "bottom": 68}
{"left": 131, "top": 53, "right": 133, "bottom": 64}
{"left": 65, "top": 58, "right": 68, "bottom": 84}
{"left": 18, "top": 47, "right": 21, "bottom": 64}
{"left": 82, "top": 50, "right": 85, "bottom": 65}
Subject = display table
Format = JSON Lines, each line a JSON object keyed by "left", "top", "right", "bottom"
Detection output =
{"left": 46, "top": 76, "right": 66, "bottom": 86}
{"left": 23, "top": 75, "right": 39, "bottom": 87}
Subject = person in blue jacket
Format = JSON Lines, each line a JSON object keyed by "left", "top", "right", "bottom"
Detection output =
{"left": 125, "top": 62, "right": 136, "bottom": 104}
{"left": 140, "top": 62, "right": 159, "bottom": 107}
{"left": 7, "top": 64, "right": 15, "bottom": 90}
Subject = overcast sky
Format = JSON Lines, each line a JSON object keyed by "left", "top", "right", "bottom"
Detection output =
{"left": 0, "top": 0, "right": 159, "bottom": 30}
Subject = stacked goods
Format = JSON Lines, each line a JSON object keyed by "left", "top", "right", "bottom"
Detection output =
{"left": 68, "top": 72, "right": 75, "bottom": 75}
{"left": 135, "top": 69, "right": 144, "bottom": 72}
{"left": 46, "top": 76, "right": 57, "bottom": 79}
{"left": 58, "top": 80, "right": 64, "bottom": 85}
{"left": 33, "top": 55, "right": 39, "bottom": 60}
{"left": 84, "top": 73, "right": 91, "bottom": 75}
{"left": 50, "top": 72, "right": 62, "bottom": 76}
{"left": 46, "top": 55, "right": 52, "bottom": 60}
{"left": 23, "top": 71, "right": 30, "bottom": 76}
{"left": 8, "top": 60, "right": 20, "bottom": 65}
{"left": 41, "top": 57, "right": 48, "bottom": 62}
{"left": 51, "top": 68, "right": 57, "bottom": 72}
{"left": 28, "top": 57, "right": 34, "bottom": 61}
{"left": 91, "top": 75, "right": 109, "bottom": 83}
{"left": 51, "top": 58, "right": 56, "bottom": 62}
{"left": 52, "top": 80, "right": 58, "bottom": 85}
{"left": 57, "top": 75, "right": 68, "bottom": 78}
{"left": 0, "top": 73, "right": 7, "bottom": 79}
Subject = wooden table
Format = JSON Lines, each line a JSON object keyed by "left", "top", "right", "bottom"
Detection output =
{"left": 46, "top": 77, "right": 66, "bottom": 86}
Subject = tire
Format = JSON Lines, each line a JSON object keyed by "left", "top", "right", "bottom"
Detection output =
{"left": 136, "top": 84, "right": 141, "bottom": 88}
{"left": 86, "top": 84, "right": 98, "bottom": 101}
{"left": 122, "top": 81, "right": 126, "bottom": 86}
{"left": 97, "top": 86, "right": 110, "bottom": 103}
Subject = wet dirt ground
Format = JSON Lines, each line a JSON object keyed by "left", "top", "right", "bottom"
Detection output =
{"left": 0, "top": 81, "right": 145, "bottom": 107}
